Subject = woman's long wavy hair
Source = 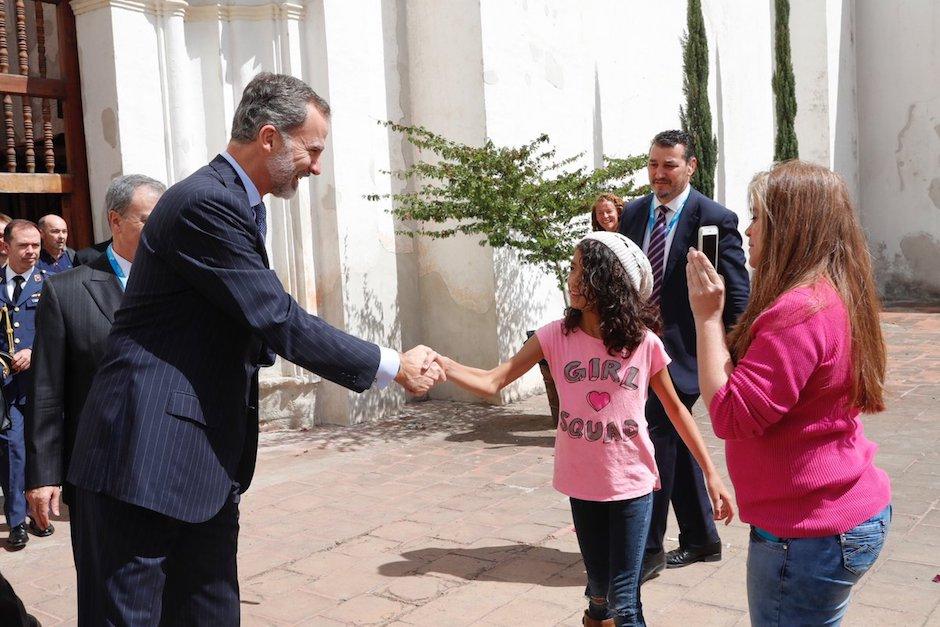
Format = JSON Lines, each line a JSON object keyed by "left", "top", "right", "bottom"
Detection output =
{"left": 728, "top": 160, "right": 887, "bottom": 413}
{"left": 563, "top": 239, "right": 661, "bottom": 356}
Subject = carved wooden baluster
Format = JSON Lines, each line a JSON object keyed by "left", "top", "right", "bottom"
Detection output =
{"left": 0, "top": 2, "right": 16, "bottom": 172}
{"left": 34, "top": 0, "right": 51, "bottom": 172}
{"left": 15, "top": 0, "right": 33, "bottom": 172}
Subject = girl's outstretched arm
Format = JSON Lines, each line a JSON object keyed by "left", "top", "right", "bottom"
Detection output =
{"left": 650, "top": 369, "right": 736, "bottom": 525}
{"left": 440, "top": 335, "right": 544, "bottom": 398}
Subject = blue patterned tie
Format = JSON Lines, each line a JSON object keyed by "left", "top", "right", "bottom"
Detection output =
{"left": 647, "top": 207, "right": 669, "bottom": 304}
{"left": 252, "top": 202, "right": 267, "bottom": 241}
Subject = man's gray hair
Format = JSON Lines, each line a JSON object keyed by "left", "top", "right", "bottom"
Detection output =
{"left": 230, "top": 72, "right": 330, "bottom": 143}
{"left": 105, "top": 174, "right": 166, "bottom": 218}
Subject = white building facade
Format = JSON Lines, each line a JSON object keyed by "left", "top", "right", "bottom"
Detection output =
{"left": 67, "top": 0, "right": 940, "bottom": 426}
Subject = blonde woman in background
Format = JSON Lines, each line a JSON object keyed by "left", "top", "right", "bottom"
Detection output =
{"left": 592, "top": 193, "right": 623, "bottom": 232}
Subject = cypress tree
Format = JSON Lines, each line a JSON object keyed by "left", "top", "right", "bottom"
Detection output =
{"left": 680, "top": 0, "right": 718, "bottom": 199}
{"left": 772, "top": 0, "right": 799, "bottom": 160}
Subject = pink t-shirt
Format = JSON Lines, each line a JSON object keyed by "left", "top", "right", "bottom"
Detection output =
{"left": 536, "top": 320, "right": 670, "bottom": 502}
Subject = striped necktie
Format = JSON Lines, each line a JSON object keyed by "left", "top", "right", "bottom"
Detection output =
{"left": 647, "top": 206, "right": 669, "bottom": 304}
{"left": 252, "top": 202, "right": 267, "bottom": 241}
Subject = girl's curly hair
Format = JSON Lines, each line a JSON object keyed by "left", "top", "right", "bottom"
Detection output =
{"left": 563, "top": 239, "right": 661, "bottom": 356}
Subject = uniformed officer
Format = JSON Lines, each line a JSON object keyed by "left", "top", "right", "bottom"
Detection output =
{"left": 0, "top": 219, "right": 50, "bottom": 549}
{"left": 35, "top": 214, "right": 76, "bottom": 275}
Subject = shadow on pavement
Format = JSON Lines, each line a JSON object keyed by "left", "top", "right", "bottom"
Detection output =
{"left": 260, "top": 399, "right": 555, "bottom": 453}
{"left": 445, "top": 413, "right": 555, "bottom": 448}
{"left": 378, "top": 544, "right": 584, "bottom": 586}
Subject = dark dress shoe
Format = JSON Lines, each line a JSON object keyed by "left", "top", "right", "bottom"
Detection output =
{"left": 6, "top": 523, "right": 28, "bottom": 549}
{"left": 666, "top": 540, "right": 722, "bottom": 568}
{"left": 27, "top": 519, "right": 54, "bottom": 537}
{"left": 640, "top": 549, "right": 666, "bottom": 583}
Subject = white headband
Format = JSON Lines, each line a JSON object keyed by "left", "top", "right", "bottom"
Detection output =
{"left": 579, "top": 231, "right": 654, "bottom": 301}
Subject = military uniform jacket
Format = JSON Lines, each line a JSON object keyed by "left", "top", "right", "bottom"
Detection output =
{"left": 0, "top": 266, "right": 46, "bottom": 406}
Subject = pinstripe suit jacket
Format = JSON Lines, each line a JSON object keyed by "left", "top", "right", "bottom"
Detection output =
{"left": 68, "top": 155, "right": 381, "bottom": 523}
{"left": 27, "top": 253, "right": 123, "bottom": 503}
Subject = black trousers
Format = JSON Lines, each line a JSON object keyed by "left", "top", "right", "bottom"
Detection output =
{"left": 72, "top": 487, "right": 241, "bottom": 626}
{"left": 644, "top": 388, "right": 720, "bottom": 554}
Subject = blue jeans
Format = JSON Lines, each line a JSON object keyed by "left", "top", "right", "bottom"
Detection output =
{"left": 570, "top": 493, "right": 653, "bottom": 627}
{"left": 747, "top": 505, "right": 891, "bottom": 626}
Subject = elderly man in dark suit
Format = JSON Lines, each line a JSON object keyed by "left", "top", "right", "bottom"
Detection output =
{"left": 619, "top": 130, "right": 750, "bottom": 583}
{"left": 25, "top": 174, "right": 165, "bottom": 542}
{"left": 67, "top": 72, "right": 442, "bottom": 625}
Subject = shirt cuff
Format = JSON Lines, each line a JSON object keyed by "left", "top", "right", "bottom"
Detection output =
{"left": 373, "top": 346, "right": 401, "bottom": 389}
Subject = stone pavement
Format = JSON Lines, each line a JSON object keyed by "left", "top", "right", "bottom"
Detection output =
{"left": 2, "top": 311, "right": 939, "bottom": 626}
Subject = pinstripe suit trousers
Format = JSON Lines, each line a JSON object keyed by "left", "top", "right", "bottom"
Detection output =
{"left": 72, "top": 487, "right": 241, "bottom": 626}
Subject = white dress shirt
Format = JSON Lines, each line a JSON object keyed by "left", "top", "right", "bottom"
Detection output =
{"left": 5, "top": 265, "right": 35, "bottom": 301}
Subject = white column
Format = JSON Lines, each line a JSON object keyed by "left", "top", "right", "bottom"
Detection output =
{"left": 71, "top": 0, "right": 185, "bottom": 239}
{"left": 301, "top": 0, "right": 414, "bottom": 424}
{"left": 403, "top": 0, "right": 507, "bottom": 404}
{"left": 789, "top": 0, "right": 833, "bottom": 167}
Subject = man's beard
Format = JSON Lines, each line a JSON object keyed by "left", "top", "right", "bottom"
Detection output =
{"left": 268, "top": 138, "right": 300, "bottom": 200}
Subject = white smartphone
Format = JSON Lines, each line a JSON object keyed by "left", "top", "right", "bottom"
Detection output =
{"left": 698, "top": 225, "right": 719, "bottom": 270}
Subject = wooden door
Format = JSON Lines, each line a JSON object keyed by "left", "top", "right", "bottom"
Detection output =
{"left": 0, "top": 0, "right": 92, "bottom": 247}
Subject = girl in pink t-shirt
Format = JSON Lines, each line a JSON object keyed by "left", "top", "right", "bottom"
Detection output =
{"left": 440, "top": 232, "right": 733, "bottom": 627}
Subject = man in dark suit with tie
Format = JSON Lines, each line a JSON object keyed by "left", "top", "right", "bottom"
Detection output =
{"left": 25, "top": 174, "right": 165, "bottom": 542}
{"left": 67, "top": 72, "right": 442, "bottom": 625}
{"left": 0, "top": 220, "right": 47, "bottom": 549}
{"left": 619, "top": 130, "right": 750, "bottom": 582}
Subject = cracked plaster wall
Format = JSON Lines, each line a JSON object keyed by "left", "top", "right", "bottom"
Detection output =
{"left": 855, "top": 0, "right": 940, "bottom": 302}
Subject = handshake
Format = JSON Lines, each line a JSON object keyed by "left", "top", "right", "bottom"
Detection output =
{"left": 393, "top": 345, "right": 447, "bottom": 395}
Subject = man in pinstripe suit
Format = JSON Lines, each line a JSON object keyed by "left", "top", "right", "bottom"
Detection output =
{"left": 67, "top": 73, "right": 442, "bottom": 625}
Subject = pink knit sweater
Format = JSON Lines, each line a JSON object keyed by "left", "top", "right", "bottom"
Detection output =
{"left": 710, "top": 280, "right": 891, "bottom": 537}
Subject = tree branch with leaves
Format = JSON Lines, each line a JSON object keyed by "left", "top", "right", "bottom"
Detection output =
{"left": 368, "top": 122, "right": 648, "bottom": 307}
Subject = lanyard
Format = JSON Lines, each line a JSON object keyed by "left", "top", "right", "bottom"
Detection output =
{"left": 105, "top": 245, "right": 127, "bottom": 290}
{"left": 646, "top": 193, "right": 687, "bottom": 236}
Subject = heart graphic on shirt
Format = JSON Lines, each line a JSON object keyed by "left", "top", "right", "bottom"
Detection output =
{"left": 587, "top": 391, "right": 611, "bottom": 412}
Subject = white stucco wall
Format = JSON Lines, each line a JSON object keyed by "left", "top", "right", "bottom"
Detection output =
{"left": 68, "top": 0, "right": 940, "bottom": 426}
{"left": 855, "top": 0, "right": 940, "bottom": 299}
{"left": 306, "top": 0, "right": 408, "bottom": 424}
{"left": 404, "top": 0, "right": 503, "bottom": 404}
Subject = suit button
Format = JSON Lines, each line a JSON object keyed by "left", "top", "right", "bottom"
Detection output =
{"left": 13, "top": 307, "right": 19, "bottom": 312}
{"left": 12, "top": 322, "right": 18, "bottom": 328}
{"left": 13, "top": 338, "right": 20, "bottom": 344}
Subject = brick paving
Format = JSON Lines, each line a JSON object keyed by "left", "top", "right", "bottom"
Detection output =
{"left": 2, "top": 311, "right": 939, "bottom": 626}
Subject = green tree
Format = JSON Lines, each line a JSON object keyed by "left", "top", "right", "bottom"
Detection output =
{"left": 368, "top": 122, "right": 648, "bottom": 305}
{"left": 680, "top": 0, "right": 718, "bottom": 198}
{"left": 773, "top": 0, "right": 799, "bottom": 160}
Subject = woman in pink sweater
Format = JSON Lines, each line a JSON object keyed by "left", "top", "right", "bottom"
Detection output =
{"left": 686, "top": 160, "right": 891, "bottom": 626}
